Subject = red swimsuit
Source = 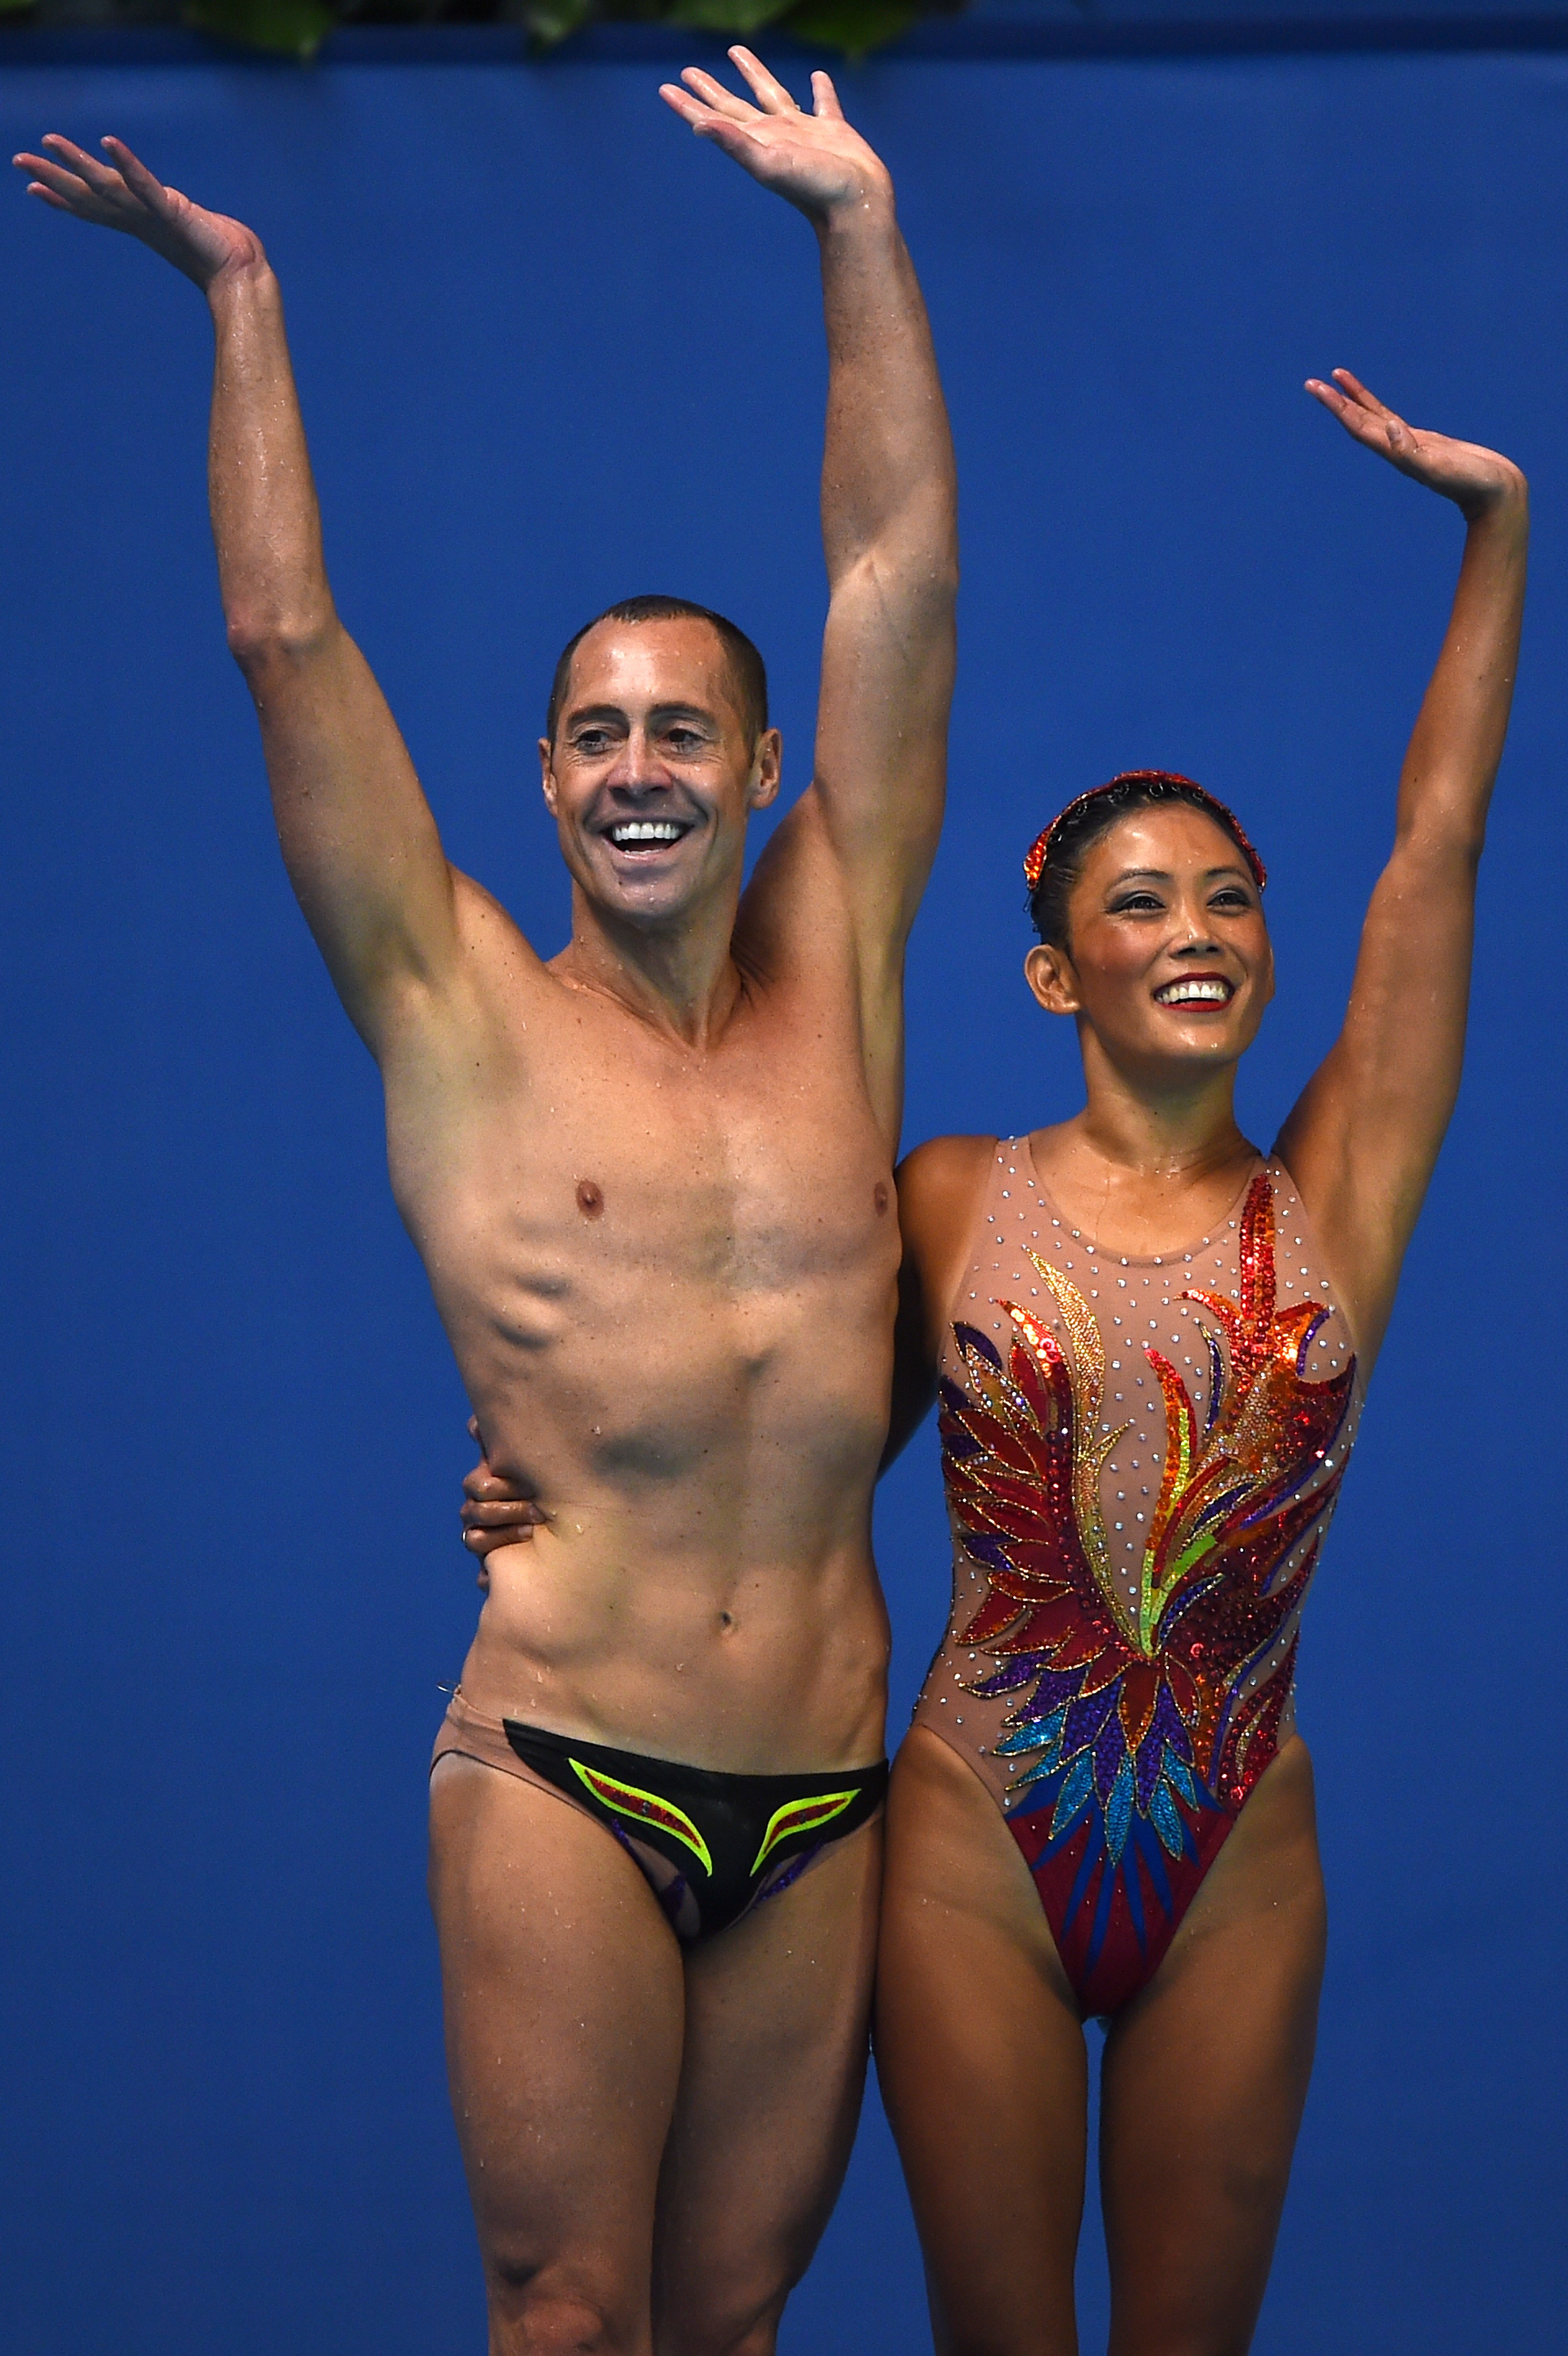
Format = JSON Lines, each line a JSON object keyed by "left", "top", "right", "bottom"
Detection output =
{"left": 912, "top": 1142, "right": 1360, "bottom": 2017}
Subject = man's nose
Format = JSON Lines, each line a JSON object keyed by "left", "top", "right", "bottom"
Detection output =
{"left": 605, "top": 729, "right": 668, "bottom": 793}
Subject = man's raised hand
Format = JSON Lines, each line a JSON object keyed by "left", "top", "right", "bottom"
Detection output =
{"left": 660, "top": 48, "right": 891, "bottom": 222}
{"left": 12, "top": 135, "right": 264, "bottom": 291}
{"left": 1307, "top": 368, "right": 1525, "bottom": 522}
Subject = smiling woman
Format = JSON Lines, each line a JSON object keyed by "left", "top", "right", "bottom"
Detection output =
{"left": 867, "top": 366, "right": 1528, "bottom": 2354}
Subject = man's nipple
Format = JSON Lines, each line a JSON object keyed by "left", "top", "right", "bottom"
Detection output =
{"left": 576, "top": 1179, "right": 605, "bottom": 1219}
{"left": 874, "top": 1181, "right": 890, "bottom": 1216}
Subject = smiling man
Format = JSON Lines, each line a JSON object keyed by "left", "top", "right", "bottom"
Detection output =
{"left": 16, "top": 48, "right": 956, "bottom": 2356}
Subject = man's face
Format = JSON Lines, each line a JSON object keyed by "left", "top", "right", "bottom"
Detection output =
{"left": 540, "top": 618, "right": 781, "bottom": 930}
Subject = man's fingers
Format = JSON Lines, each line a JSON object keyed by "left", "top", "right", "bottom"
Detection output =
{"left": 728, "top": 46, "right": 799, "bottom": 115}
{"left": 811, "top": 70, "right": 846, "bottom": 121}
{"left": 14, "top": 152, "right": 97, "bottom": 204}
{"left": 42, "top": 133, "right": 126, "bottom": 196}
{"left": 677, "top": 67, "right": 760, "bottom": 123}
{"left": 659, "top": 84, "right": 732, "bottom": 137}
{"left": 101, "top": 137, "right": 173, "bottom": 214}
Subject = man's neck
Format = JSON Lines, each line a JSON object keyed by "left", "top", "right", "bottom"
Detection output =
{"left": 554, "top": 890, "right": 746, "bottom": 1049}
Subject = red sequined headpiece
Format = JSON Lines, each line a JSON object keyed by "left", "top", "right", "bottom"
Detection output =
{"left": 1024, "top": 771, "right": 1267, "bottom": 895}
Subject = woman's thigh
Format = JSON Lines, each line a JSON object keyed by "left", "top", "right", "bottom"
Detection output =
{"left": 1100, "top": 1737, "right": 1328, "bottom": 2356}
{"left": 428, "top": 1754, "right": 686, "bottom": 2356}
{"left": 875, "top": 1728, "right": 1090, "bottom": 2356}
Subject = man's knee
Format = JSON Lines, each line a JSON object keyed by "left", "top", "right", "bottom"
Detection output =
{"left": 484, "top": 2250, "right": 647, "bottom": 2356}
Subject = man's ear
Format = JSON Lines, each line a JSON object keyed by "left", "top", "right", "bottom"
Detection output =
{"left": 539, "top": 736, "right": 558, "bottom": 816}
{"left": 747, "top": 728, "right": 784, "bottom": 811}
{"left": 1024, "top": 940, "right": 1082, "bottom": 1015}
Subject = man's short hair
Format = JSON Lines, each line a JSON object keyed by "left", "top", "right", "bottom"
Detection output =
{"left": 546, "top": 595, "right": 769, "bottom": 749}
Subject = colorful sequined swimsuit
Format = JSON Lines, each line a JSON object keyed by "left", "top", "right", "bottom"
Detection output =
{"left": 911, "top": 1142, "right": 1360, "bottom": 2018}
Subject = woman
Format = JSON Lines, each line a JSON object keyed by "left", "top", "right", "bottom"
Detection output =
{"left": 462, "top": 370, "right": 1526, "bottom": 2351}
{"left": 873, "top": 369, "right": 1525, "bottom": 2354}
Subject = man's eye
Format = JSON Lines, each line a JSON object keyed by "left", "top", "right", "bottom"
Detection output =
{"left": 666, "top": 729, "right": 701, "bottom": 752}
{"left": 574, "top": 732, "right": 609, "bottom": 754}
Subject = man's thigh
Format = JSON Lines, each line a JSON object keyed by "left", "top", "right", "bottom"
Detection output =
{"left": 1099, "top": 1740, "right": 1328, "bottom": 2356}
{"left": 428, "top": 1754, "right": 686, "bottom": 2354}
{"left": 653, "top": 1817, "right": 883, "bottom": 2356}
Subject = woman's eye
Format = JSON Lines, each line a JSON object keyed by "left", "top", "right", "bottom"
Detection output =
{"left": 1210, "top": 890, "right": 1250, "bottom": 911}
{"left": 1114, "top": 893, "right": 1164, "bottom": 914}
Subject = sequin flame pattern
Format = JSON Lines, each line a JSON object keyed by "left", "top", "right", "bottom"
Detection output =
{"left": 939, "top": 1174, "right": 1355, "bottom": 2013}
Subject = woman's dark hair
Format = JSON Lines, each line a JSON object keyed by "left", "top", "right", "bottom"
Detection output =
{"left": 1025, "top": 771, "right": 1266, "bottom": 948}
{"left": 546, "top": 594, "right": 768, "bottom": 747}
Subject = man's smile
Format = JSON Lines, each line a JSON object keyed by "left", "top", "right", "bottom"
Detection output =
{"left": 604, "top": 818, "right": 695, "bottom": 853}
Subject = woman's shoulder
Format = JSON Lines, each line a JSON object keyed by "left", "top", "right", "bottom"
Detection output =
{"left": 896, "top": 1134, "right": 1000, "bottom": 1245}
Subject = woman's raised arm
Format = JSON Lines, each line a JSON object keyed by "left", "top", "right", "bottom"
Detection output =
{"left": 1277, "top": 370, "right": 1528, "bottom": 1371}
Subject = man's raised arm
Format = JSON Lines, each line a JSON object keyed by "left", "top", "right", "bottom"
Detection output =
{"left": 13, "top": 136, "right": 461, "bottom": 1054}
{"left": 662, "top": 53, "right": 958, "bottom": 946}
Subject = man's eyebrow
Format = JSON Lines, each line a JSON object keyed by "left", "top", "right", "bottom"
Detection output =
{"left": 562, "top": 700, "right": 718, "bottom": 729}
{"left": 562, "top": 703, "right": 629, "bottom": 729}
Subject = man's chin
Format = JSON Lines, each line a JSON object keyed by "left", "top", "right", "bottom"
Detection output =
{"left": 587, "top": 870, "right": 708, "bottom": 930}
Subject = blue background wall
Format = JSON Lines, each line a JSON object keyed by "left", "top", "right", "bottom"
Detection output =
{"left": 1, "top": 40, "right": 1564, "bottom": 2354}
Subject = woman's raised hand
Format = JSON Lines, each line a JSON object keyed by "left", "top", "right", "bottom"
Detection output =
{"left": 12, "top": 135, "right": 265, "bottom": 290}
{"left": 1307, "top": 368, "right": 1525, "bottom": 520}
{"left": 660, "top": 47, "right": 892, "bottom": 221}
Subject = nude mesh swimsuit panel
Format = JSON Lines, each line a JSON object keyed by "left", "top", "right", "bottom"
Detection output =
{"left": 912, "top": 1139, "right": 1361, "bottom": 2017}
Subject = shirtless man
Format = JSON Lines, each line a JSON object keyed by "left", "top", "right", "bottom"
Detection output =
{"left": 16, "top": 50, "right": 956, "bottom": 2356}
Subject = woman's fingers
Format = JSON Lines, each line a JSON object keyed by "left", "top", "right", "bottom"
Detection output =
{"left": 1329, "top": 366, "right": 1397, "bottom": 420}
{"left": 1306, "top": 376, "right": 1394, "bottom": 449}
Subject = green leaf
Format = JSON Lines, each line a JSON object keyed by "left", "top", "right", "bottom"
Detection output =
{"left": 524, "top": 0, "right": 592, "bottom": 47}
{"left": 781, "top": 0, "right": 916, "bottom": 56}
{"left": 667, "top": 0, "right": 795, "bottom": 34}
{"left": 183, "top": 0, "right": 338, "bottom": 59}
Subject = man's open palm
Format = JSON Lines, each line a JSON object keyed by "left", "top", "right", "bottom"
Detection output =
{"left": 12, "top": 134, "right": 263, "bottom": 289}
{"left": 661, "top": 48, "right": 891, "bottom": 219}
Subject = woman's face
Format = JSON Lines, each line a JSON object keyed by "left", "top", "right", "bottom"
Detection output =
{"left": 1024, "top": 805, "right": 1274, "bottom": 1078}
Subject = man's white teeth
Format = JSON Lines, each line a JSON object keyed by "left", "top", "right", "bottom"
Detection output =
{"left": 610, "top": 821, "right": 684, "bottom": 846}
{"left": 1155, "top": 978, "right": 1232, "bottom": 1005}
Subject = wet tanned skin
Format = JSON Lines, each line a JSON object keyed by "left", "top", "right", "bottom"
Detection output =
{"left": 398, "top": 627, "right": 902, "bottom": 1770}
{"left": 17, "top": 59, "right": 957, "bottom": 2351}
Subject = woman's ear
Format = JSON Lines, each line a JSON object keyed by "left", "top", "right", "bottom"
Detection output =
{"left": 1024, "top": 940, "right": 1082, "bottom": 1015}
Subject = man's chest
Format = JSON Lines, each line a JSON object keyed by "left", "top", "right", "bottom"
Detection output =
{"left": 391, "top": 988, "right": 898, "bottom": 1321}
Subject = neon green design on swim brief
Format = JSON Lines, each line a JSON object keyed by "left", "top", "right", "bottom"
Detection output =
{"left": 570, "top": 1759, "right": 714, "bottom": 1878}
{"left": 750, "top": 1788, "right": 859, "bottom": 1876}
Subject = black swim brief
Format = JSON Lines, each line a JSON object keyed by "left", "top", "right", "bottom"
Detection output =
{"left": 502, "top": 1718, "right": 888, "bottom": 1946}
